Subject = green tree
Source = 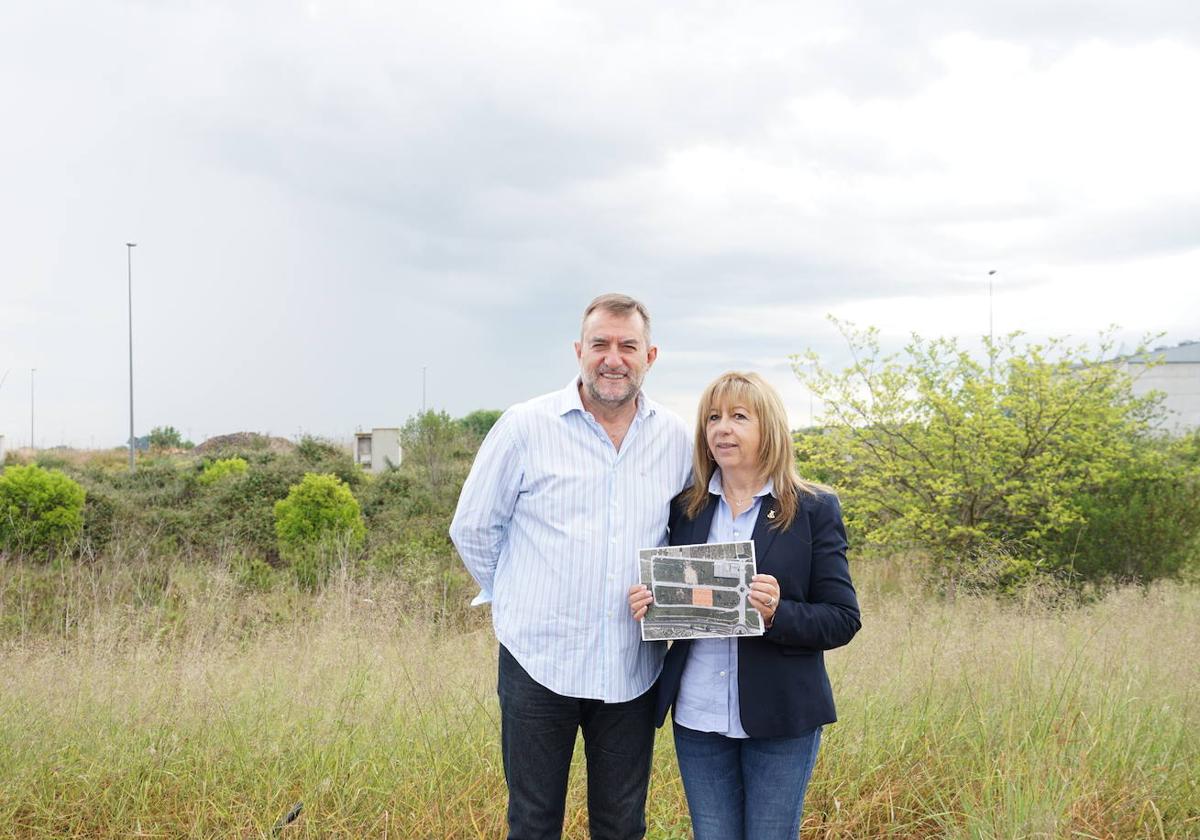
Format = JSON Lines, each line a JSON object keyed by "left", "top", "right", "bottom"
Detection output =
{"left": 793, "top": 322, "right": 1166, "bottom": 581}
{"left": 458, "top": 409, "right": 502, "bottom": 441}
{"left": 148, "top": 426, "right": 193, "bottom": 450}
{"left": 0, "top": 464, "right": 87, "bottom": 557}
{"left": 401, "top": 410, "right": 472, "bottom": 490}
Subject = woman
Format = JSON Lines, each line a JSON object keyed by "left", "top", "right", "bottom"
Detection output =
{"left": 629, "top": 371, "right": 860, "bottom": 840}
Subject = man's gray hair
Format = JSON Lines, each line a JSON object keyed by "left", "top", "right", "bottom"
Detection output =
{"left": 580, "top": 293, "right": 652, "bottom": 342}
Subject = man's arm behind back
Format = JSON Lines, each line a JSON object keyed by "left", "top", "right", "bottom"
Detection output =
{"left": 449, "top": 411, "right": 524, "bottom": 605}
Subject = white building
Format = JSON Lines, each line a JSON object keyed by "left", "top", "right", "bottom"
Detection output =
{"left": 1123, "top": 341, "right": 1200, "bottom": 434}
{"left": 354, "top": 427, "right": 402, "bottom": 473}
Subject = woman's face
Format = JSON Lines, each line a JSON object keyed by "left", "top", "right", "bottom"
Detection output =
{"left": 705, "top": 400, "right": 762, "bottom": 475}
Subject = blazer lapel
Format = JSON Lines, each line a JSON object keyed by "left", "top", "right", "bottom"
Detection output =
{"left": 687, "top": 494, "right": 720, "bottom": 545}
{"left": 750, "top": 494, "right": 782, "bottom": 562}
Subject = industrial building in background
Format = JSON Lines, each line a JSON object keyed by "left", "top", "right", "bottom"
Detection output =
{"left": 354, "top": 427, "right": 402, "bottom": 473}
{"left": 1122, "top": 340, "right": 1200, "bottom": 433}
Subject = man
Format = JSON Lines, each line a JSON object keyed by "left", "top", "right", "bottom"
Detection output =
{"left": 450, "top": 293, "right": 691, "bottom": 840}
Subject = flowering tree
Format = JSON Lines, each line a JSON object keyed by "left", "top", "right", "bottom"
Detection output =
{"left": 794, "top": 322, "right": 1171, "bottom": 581}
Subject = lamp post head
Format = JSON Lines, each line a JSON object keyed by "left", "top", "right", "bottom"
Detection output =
{"left": 988, "top": 269, "right": 997, "bottom": 275}
{"left": 126, "top": 242, "right": 137, "bottom": 248}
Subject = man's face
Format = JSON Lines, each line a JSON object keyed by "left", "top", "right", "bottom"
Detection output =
{"left": 575, "top": 309, "right": 657, "bottom": 410}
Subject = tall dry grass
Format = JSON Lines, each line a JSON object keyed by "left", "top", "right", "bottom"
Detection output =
{"left": 0, "top": 555, "right": 1196, "bottom": 838}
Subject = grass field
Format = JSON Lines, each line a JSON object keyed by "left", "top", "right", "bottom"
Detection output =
{"left": 1, "top": 557, "right": 1197, "bottom": 838}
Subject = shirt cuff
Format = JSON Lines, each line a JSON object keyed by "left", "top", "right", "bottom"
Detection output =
{"left": 470, "top": 589, "right": 493, "bottom": 607}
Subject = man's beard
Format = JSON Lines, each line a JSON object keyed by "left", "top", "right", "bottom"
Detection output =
{"left": 584, "top": 368, "right": 640, "bottom": 408}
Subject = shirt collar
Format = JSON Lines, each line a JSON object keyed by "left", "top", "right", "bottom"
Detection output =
{"left": 558, "top": 376, "right": 652, "bottom": 420}
{"left": 708, "top": 469, "right": 774, "bottom": 500}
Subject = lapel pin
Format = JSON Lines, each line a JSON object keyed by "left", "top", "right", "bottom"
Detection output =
{"left": 767, "top": 509, "right": 776, "bottom": 520}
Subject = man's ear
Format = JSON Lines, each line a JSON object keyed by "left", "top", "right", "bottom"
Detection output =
{"left": 574, "top": 340, "right": 583, "bottom": 362}
{"left": 646, "top": 345, "right": 658, "bottom": 367}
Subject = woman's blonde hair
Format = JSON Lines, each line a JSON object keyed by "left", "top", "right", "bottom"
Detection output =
{"left": 683, "top": 371, "right": 822, "bottom": 530}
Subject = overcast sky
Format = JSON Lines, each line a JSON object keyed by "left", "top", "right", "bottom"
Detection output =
{"left": 2, "top": 1, "right": 1198, "bottom": 449}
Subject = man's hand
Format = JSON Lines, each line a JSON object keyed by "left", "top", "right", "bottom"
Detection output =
{"left": 628, "top": 584, "right": 653, "bottom": 621}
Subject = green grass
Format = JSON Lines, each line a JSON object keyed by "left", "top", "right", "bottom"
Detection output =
{"left": 0, "top": 558, "right": 1197, "bottom": 838}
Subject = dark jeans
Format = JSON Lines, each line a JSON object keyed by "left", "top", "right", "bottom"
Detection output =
{"left": 673, "top": 721, "right": 822, "bottom": 840}
{"left": 497, "top": 645, "right": 656, "bottom": 840}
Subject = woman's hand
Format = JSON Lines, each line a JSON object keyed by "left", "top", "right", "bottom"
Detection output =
{"left": 748, "top": 573, "right": 781, "bottom": 628}
{"left": 628, "top": 584, "right": 653, "bottom": 621}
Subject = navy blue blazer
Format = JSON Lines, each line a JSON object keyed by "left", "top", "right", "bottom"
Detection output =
{"left": 654, "top": 488, "right": 861, "bottom": 738}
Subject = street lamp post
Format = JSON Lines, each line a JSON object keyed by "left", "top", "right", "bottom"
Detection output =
{"left": 987, "top": 269, "right": 998, "bottom": 377}
{"left": 988, "top": 270, "right": 997, "bottom": 347}
{"left": 30, "top": 367, "right": 36, "bottom": 451}
{"left": 127, "top": 242, "right": 137, "bottom": 472}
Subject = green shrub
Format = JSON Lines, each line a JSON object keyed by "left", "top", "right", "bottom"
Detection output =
{"left": 293, "top": 437, "right": 364, "bottom": 488}
{"left": 356, "top": 470, "right": 414, "bottom": 521}
{"left": 80, "top": 487, "right": 118, "bottom": 553}
{"left": 355, "top": 470, "right": 441, "bottom": 523}
{"left": 3, "top": 449, "right": 25, "bottom": 466}
{"left": 274, "top": 473, "right": 367, "bottom": 591}
{"left": 1048, "top": 436, "right": 1200, "bottom": 581}
{"left": 296, "top": 436, "right": 341, "bottom": 463}
{"left": 33, "top": 451, "right": 70, "bottom": 470}
{"left": 197, "top": 457, "right": 248, "bottom": 486}
{"left": 274, "top": 473, "right": 365, "bottom": 560}
{"left": 191, "top": 455, "right": 325, "bottom": 557}
{"left": 103, "top": 460, "right": 194, "bottom": 507}
{"left": 0, "top": 427, "right": 474, "bottom": 567}
{"left": 0, "top": 465, "right": 87, "bottom": 557}
{"left": 230, "top": 553, "right": 277, "bottom": 591}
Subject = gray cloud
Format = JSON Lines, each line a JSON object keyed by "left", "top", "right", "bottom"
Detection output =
{"left": 1, "top": 1, "right": 1197, "bottom": 445}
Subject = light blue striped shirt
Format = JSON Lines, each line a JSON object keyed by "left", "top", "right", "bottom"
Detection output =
{"left": 450, "top": 378, "right": 692, "bottom": 702}
{"left": 674, "top": 471, "right": 773, "bottom": 738}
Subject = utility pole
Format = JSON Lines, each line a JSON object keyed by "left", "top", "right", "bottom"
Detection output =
{"left": 422, "top": 365, "right": 427, "bottom": 413}
{"left": 127, "top": 242, "right": 137, "bottom": 472}
{"left": 987, "top": 269, "right": 997, "bottom": 378}
{"left": 30, "top": 368, "right": 36, "bottom": 450}
{"left": 988, "top": 270, "right": 997, "bottom": 347}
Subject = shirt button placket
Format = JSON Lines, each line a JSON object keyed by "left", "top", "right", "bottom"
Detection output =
{"left": 601, "top": 460, "right": 618, "bottom": 698}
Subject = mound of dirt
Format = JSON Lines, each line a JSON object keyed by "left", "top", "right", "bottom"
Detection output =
{"left": 194, "top": 432, "right": 296, "bottom": 455}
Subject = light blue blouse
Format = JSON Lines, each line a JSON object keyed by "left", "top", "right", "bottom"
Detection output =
{"left": 673, "top": 470, "right": 773, "bottom": 738}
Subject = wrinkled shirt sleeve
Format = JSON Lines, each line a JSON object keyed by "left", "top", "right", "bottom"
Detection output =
{"left": 449, "top": 412, "right": 523, "bottom": 606}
